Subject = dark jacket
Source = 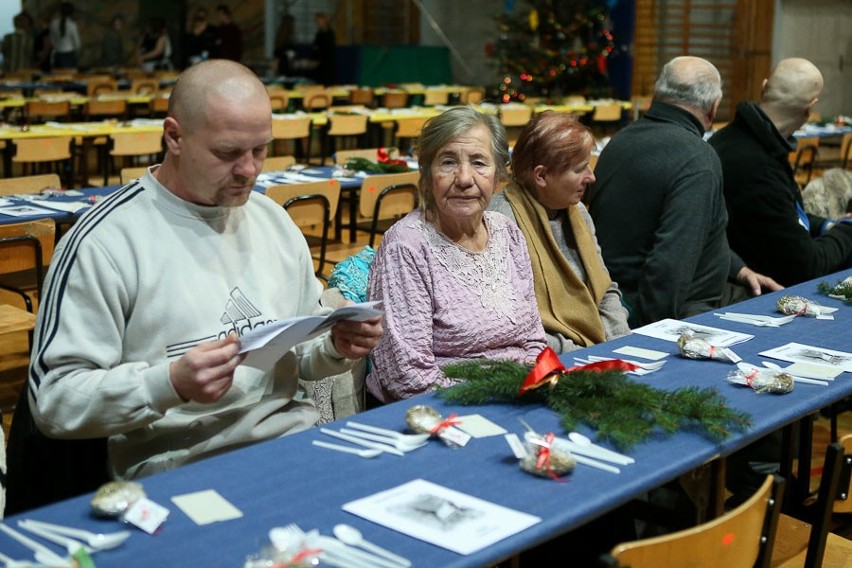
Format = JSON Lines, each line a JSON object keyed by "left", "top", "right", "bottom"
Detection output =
{"left": 588, "top": 101, "right": 734, "bottom": 327}
{"left": 710, "top": 101, "right": 852, "bottom": 286}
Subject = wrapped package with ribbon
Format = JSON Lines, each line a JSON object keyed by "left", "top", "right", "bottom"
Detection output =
{"left": 519, "top": 431, "right": 575, "bottom": 479}
{"left": 777, "top": 295, "right": 823, "bottom": 317}
{"left": 406, "top": 405, "right": 470, "bottom": 447}
{"left": 726, "top": 367, "right": 794, "bottom": 394}
{"left": 677, "top": 334, "right": 739, "bottom": 363}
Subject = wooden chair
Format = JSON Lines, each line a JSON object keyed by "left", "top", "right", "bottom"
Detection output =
{"left": 271, "top": 115, "right": 312, "bottom": 161}
{"left": 394, "top": 117, "right": 428, "bottom": 155}
{"left": 381, "top": 91, "right": 409, "bottom": 109}
{"left": 0, "top": 218, "right": 56, "bottom": 316}
{"left": 603, "top": 474, "right": 784, "bottom": 568}
{"left": 771, "top": 441, "right": 852, "bottom": 568}
{"left": 12, "top": 136, "right": 74, "bottom": 185}
{"left": 0, "top": 173, "right": 62, "bottom": 196}
{"left": 261, "top": 155, "right": 296, "bottom": 172}
{"left": 149, "top": 95, "right": 170, "bottom": 117}
{"left": 423, "top": 90, "right": 449, "bottom": 106}
{"left": 104, "top": 131, "right": 163, "bottom": 185}
{"left": 461, "top": 86, "right": 486, "bottom": 104}
{"left": 841, "top": 133, "right": 852, "bottom": 170}
{"left": 590, "top": 102, "right": 625, "bottom": 138}
{"left": 499, "top": 105, "right": 533, "bottom": 147}
{"left": 120, "top": 166, "right": 150, "bottom": 184}
{"left": 25, "top": 100, "right": 71, "bottom": 123}
{"left": 268, "top": 89, "right": 290, "bottom": 112}
{"left": 84, "top": 97, "right": 128, "bottom": 121}
{"left": 130, "top": 78, "right": 160, "bottom": 96}
{"left": 356, "top": 170, "right": 420, "bottom": 247}
{"left": 85, "top": 77, "right": 118, "bottom": 97}
{"left": 349, "top": 87, "right": 375, "bottom": 107}
{"left": 266, "top": 179, "right": 341, "bottom": 279}
{"left": 324, "top": 113, "right": 369, "bottom": 165}
{"left": 790, "top": 137, "right": 820, "bottom": 189}
{"left": 303, "top": 89, "right": 333, "bottom": 111}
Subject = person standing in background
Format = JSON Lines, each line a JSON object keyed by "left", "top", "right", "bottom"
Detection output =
{"left": 49, "top": 1, "right": 80, "bottom": 70}
{"left": 2, "top": 12, "right": 35, "bottom": 73}
{"left": 100, "top": 14, "right": 126, "bottom": 70}
{"left": 137, "top": 17, "right": 173, "bottom": 73}
{"left": 184, "top": 7, "right": 217, "bottom": 67}
{"left": 311, "top": 11, "right": 335, "bottom": 85}
{"left": 214, "top": 4, "right": 242, "bottom": 62}
{"left": 33, "top": 11, "right": 53, "bottom": 73}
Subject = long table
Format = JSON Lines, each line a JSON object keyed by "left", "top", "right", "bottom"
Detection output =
{"left": 1, "top": 270, "right": 850, "bottom": 566}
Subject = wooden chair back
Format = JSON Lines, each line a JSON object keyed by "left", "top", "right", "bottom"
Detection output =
{"left": 303, "top": 90, "right": 332, "bottom": 111}
{"left": 25, "top": 100, "right": 71, "bottom": 122}
{"left": 840, "top": 132, "right": 851, "bottom": 170}
{"left": 0, "top": 218, "right": 56, "bottom": 315}
{"left": 149, "top": 95, "right": 170, "bottom": 116}
{"left": 592, "top": 103, "right": 624, "bottom": 122}
{"left": 271, "top": 116, "right": 312, "bottom": 140}
{"left": 359, "top": 170, "right": 420, "bottom": 246}
{"left": 109, "top": 131, "right": 163, "bottom": 157}
{"left": 262, "top": 155, "right": 296, "bottom": 172}
{"left": 790, "top": 137, "right": 820, "bottom": 189}
{"left": 85, "top": 78, "right": 118, "bottom": 97}
{"left": 266, "top": 180, "right": 341, "bottom": 278}
{"left": 0, "top": 174, "right": 62, "bottom": 195}
{"left": 423, "top": 90, "right": 449, "bottom": 106}
{"left": 327, "top": 113, "right": 368, "bottom": 137}
{"left": 268, "top": 90, "right": 290, "bottom": 112}
{"left": 349, "top": 87, "right": 375, "bottom": 107}
{"left": 131, "top": 78, "right": 160, "bottom": 96}
{"left": 772, "top": 442, "right": 852, "bottom": 567}
{"left": 499, "top": 105, "right": 533, "bottom": 127}
{"left": 605, "top": 474, "right": 783, "bottom": 568}
{"left": 120, "top": 166, "right": 149, "bottom": 184}
{"left": 85, "top": 98, "right": 128, "bottom": 119}
{"left": 381, "top": 91, "right": 409, "bottom": 109}
{"left": 461, "top": 86, "right": 485, "bottom": 104}
{"left": 395, "top": 117, "right": 427, "bottom": 139}
{"left": 12, "top": 136, "right": 73, "bottom": 163}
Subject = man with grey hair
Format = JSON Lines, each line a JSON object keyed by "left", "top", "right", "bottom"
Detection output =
{"left": 587, "top": 56, "right": 779, "bottom": 328}
{"left": 710, "top": 57, "right": 852, "bottom": 286}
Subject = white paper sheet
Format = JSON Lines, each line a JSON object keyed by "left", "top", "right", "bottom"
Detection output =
{"left": 343, "top": 479, "right": 541, "bottom": 555}
{"left": 239, "top": 301, "right": 383, "bottom": 371}
{"left": 759, "top": 342, "right": 852, "bottom": 373}
{"left": 633, "top": 318, "right": 753, "bottom": 347}
{"left": 0, "top": 204, "right": 57, "bottom": 218}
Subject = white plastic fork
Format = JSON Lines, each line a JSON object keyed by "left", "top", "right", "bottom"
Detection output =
{"left": 345, "top": 421, "right": 431, "bottom": 444}
{"left": 338, "top": 428, "right": 427, "bottom": 452}
{"left": 0, "top": 524, "right": 71, "bottom": 568}
{"left": 15, "top": 522, "right": 91, "bottom": 556}
{"left": 312, "top": 440, "right": 383, "bottom": 458}
{"left": 319, "top": 428, "right": 404, "bottom": 456}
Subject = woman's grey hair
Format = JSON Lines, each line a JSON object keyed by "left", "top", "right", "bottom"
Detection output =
{"left": 654, "top": 56, "right": 722, "bottom": 114}
{"left": 414, "top": 106, "right": 509, "bottom": 213}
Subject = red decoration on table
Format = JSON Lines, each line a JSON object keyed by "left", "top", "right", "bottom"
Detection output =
{"left": 519, "top": 347, "right": 639, "bottom": 396}
{"left": 429, "top": 412, "right": 461, "bottom": 435}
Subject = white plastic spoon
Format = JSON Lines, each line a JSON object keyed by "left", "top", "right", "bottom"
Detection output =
{"left": 333, "top": 524, "right": 412, "bottom": 567}
{"left": 312, "top": 440, "right": 382, "bottom": 458}
{"left": 0, "top": 524, "right": 70, "bottom": 568}
{"left": 339, "top": 428, "right": 428, "bottom": 452}
{"left": 16, "top": 522, "right": 91, "bottom": 556}
{"left": 0, "top": 550, "right": 44, "bottom": 568}
{"left": 16, "top": 520, "right": 130, "bottom": 551}
{"left": 761, "top": 362, "right": 830, "bottom": 386}
{"left": 345, "top": 422, "right": 431, "bottom": 444}
{"left": 568, "top": 432, "right": 636, "bottom": 464}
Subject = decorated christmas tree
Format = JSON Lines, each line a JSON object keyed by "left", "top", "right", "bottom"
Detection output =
{"left": 490, "top": 0, "right": 616, "bottom": 102}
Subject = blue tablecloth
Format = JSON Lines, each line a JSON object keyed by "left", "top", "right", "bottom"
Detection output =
{"left": 1, "top": 271, "right": 849, "bottom": 567}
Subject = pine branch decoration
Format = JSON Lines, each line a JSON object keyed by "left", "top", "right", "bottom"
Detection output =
{"left": 438, "top": 359, "right": 752, "bottom": 450}
{"left": 817, "top": 279, "right": 852, "bottom": 303}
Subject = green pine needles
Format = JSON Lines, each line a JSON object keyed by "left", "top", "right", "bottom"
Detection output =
{"left": 438, "top": 360, "right": 752, "bottom": 450}
{"left": 817, "top": 279, "right": 852, "bottom": 303}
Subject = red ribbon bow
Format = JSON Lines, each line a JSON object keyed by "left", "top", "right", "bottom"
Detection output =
{"left": 518, "top": 347, "right": 639, "bottom": 396}
{"left": 430, "top": 413, "right": 461, "bottom": 436}
{"left": 376, "top": 147, "right": 408, "bottom": 167}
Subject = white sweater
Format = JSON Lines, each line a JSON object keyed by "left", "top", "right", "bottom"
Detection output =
{"left": 30, "top": 170, "right": 351, "bottom": 479}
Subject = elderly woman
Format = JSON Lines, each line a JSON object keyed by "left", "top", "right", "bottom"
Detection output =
{"left": 489, "top": 111, "right": 630, "bottom": 353}
{"left": 366, "top": 106, "right": 547, "bottom": 404}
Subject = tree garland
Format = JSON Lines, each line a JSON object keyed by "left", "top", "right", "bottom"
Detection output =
{"left": 437, "top": 352, "right": 752, "bottom": 450}
{"left": 817, "top": 278, "right": 852, "bottom": 304}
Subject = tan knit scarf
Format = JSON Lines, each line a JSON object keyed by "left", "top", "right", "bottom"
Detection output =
{"left": 503, "top": 182, "right": 609, "bottom": 346}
